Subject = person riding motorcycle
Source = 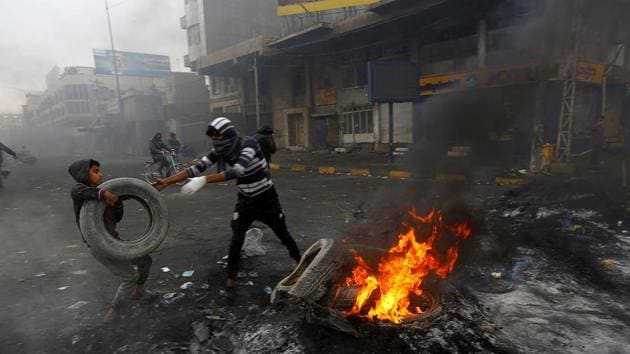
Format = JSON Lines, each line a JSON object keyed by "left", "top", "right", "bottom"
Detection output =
{"left": 149, "top": 133, "right": 170, "bottom": 178}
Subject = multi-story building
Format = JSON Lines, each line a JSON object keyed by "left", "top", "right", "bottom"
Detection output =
{"left": 35, "top": 65, "right": 171, "bottom": 128}
{"left": 0, "top": 113, "right": 24, "bottom": 130}
{"left": 183, "top": 0, "right": 630, "bottom": 168}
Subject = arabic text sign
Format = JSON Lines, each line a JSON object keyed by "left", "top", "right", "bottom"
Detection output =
{"left": 93, "top": 49, "right": 171, "bottom": 77}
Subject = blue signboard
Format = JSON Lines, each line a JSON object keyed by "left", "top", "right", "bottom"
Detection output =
{"left": 93, "top": 49, "right": 171, "bottom": 77}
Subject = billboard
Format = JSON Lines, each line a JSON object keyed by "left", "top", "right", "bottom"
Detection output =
{"left": 93, "top": 49, "right": 171, "bottom": 77}
{"left": 368, "top": 61, "right": 420, "bottom": 103}
{"left": 277, "top": 0, "right": 380, "bottom": 16}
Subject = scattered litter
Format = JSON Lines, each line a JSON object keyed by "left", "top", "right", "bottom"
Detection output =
{"left": 600, "top": 259, "right": 617, "bottom": 267}
{"left": 237, "top": 271, "right": 247, "bottom": 278}
{"left": 180, "top": 282, "right": 194, "bottom": 290}
{"left": 67, "top": 301, "right": 88, "bottom": 310}
{"left": 192, "top": 321, "right": 210, "bottom": 343}
{"left": 70, "top": 270, "right": 88, "bottom": 276}
{"left": 264, "top": 286, "right": 273, "bottom": 295}
{"left": 491, "top": 272, "right": 502, "bottom": 279}
{"left": 57, "top": 286, "right": 70, "bottom": 291}
{"left": 182, "top": 270, "right": 195, "bottom": 277}
{"left": 205, "top": 315, "right": 228, "bottom": 321}
{"left": 162, "top": 292, "right": 185, "bottom": 304}
{"left": 64, "top": 244, "right": 80, "bottom": 250}
{"left": 248, "top": 271, "right": 259, "bottom": 278}
{"left": 160, "top": 267, "right": 171, "bottom": 273}
{"left": 222, "top": 255, "right": 229, "bottom": 260}
{"left": 200, "top": 283, "right": 210, "bottom": 290}
{"left": 71, "top": 334, "right": 80, "bottom": 345}
{"left": 570, "top": 209, "right": 597, "bottom": 219}
{"left": 536, "top": 207, "right": 560, "bottom": 219}
{"left": 35, "top": 272, "right": 46, "bottom": 278}
{"left": 502, "top": 209, "right": 521, "bottom": 218}
{"left": 16, "top": 251, "right": 27, "bottom": 254}
{"left": 243, "top": 228, "right": 266, "bottom": 257}
{"left": 239, "top": 281, "right": 254, "bottom": 286}
{"left": 518, "top": 169, "right": 527, "bottom": 175}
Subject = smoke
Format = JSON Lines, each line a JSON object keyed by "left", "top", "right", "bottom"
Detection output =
{"left": 0, "top": 0, "right": 187, "bottom": 113}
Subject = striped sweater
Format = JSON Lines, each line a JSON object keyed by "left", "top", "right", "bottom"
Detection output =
{"left": 187, "top": 137, "right": 273, "bottom": 197}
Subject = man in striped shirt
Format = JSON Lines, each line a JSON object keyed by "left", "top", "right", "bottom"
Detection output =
{"left": 153, "top": 117, "right": 301, "bottom": 288}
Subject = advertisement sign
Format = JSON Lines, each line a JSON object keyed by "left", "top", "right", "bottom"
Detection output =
{"left": 277, "top": 0, "right": 380, "bottom": 16}
{"left": 368, "top": 61, "right": 420, "bottom": 103}
{"left": 93, "top": 49, "right": 171, "bottom": 77}
{"left": 419, "top": 60, "right": 606, "bottom": 96}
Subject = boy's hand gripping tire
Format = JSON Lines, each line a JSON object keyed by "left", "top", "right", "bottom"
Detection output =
{"left": 80, "top": 177, "right": 169, "bottom": 260}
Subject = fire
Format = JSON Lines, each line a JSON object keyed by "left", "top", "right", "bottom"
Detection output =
{"left": 343, "top": 208, "right": 471, "bottom": 324}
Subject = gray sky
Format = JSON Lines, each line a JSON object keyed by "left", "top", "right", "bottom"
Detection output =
{"left": 0, "top": 0, "right": 188, "bottom": 113}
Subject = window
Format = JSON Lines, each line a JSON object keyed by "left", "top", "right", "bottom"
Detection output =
{"left": 224, "top": 104, "right": 241, "bottom": 113}
{"left": 211, "top": 77, "right": 221, "bottom": 95}
{"left": 187, "top": 24, "right": 201, "bottom": 46}
{"left": 341, "top": 63, "right": 367, "bottom": 88}
{"left": 342, "top": 106, "right": 373, "bottom": 134}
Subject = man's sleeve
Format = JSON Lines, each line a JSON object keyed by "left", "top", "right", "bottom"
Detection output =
{"left": 71, "top": 184, "right": 104, "bottom": 201}
{"left": 187, "top": 151, "right": 218, "bottom": 177}
{"left": 268, "top": 136, "right": 277, "bottom": 154}
{"left": 224, "top": 145, "right": 256, "bottom": 180}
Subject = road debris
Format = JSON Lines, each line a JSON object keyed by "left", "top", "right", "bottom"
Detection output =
{"left": 160, "top": 267, "right": 171, "bottom": 273}
{"left": 243, "top": 228, "right": 266, "bottom": 257}
{"left": 67, "top": 301, "right": 88, "bottom": 310}
{"left": 182, "top": 270, "right": 195, "bottom": 277}
{"left": 180, "top": 282, "right": 194, "bottom": 290}
{"left": 35, "top": 272, "right": 46, "bottom": 278}
{"left": 57, "top": 286, "right": 70, "bottom": 291}
{"left": 162, "top": 292, "right": 185, "bottom": 304}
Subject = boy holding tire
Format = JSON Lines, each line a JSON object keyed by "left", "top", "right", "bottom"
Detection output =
{"left": 68, "top": 159, "right": 154, "bottom": 323}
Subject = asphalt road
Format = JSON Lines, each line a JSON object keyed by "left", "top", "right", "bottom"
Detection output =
{"left": 0, "top": 156, "right": 427, "bottom": 353}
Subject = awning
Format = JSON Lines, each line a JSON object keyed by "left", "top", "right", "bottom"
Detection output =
{"left": 268, "top": 23, "right": 333, "bottom": 49}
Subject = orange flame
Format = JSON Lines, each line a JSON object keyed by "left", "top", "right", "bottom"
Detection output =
{"left": 343, "top": 208, "right": 471, "bottom": 324}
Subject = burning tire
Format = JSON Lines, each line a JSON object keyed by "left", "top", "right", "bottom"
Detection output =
{"left": 271, "top": 238, "right": 343, "bottom": 303}
{"left": 79, "top": 177, "right": 169, "bottom": 260}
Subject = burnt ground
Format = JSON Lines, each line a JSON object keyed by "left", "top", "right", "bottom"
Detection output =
{"left": 0, "top": 157, "right": 629, "bottom": 353}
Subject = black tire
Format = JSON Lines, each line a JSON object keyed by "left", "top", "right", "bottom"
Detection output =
{"left": 271, "top": 238, "right": 344, "bottom": 303}
{"left": 79, "top": 177, "right": 169, "bottom": 260}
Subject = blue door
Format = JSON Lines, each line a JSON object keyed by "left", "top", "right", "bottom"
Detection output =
{"left": 314, "top": 119, "right": 327, "bottom": 149}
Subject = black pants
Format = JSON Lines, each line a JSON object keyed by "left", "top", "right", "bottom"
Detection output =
{"left": 152, "top": 155, "right": 169, "bottom": 176}
{"left": 227, "top": 186, "right": 301, "bottom": 279}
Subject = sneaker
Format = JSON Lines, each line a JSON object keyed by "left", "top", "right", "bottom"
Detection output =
{"left": 103, "top": 306, "right": 118, "bottom": 323}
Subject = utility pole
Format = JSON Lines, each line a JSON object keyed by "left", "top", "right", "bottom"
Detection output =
{"left": 254, "top": 55, "right": 261, "bottom": 129}
{"left": 105, "top": 0, "right": 123, "bottom": 116}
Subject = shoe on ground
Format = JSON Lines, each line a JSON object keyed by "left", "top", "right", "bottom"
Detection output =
{"left": 103, "top": 306, "right": 118, "bottom": 323}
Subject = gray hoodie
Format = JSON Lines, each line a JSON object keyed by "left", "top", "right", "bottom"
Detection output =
{"left": 68, "top": 159, "right": 123, "bottom": 245}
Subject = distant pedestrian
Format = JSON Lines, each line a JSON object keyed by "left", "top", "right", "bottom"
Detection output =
{"left": 254, "top": 125, "right": 276, "bottom": 163}
{"left": 68, "top": 159, "right": 155, "bottom": 322}
{"left": 591, "top": 115, "right": 605, "bottom": 165}
{"left": 0, "top": 141, "right": 17, "bottom": 191}
{"left": 168, "top": 132, "right": 182, "bottom": 154}
{"left": 152, "top": 117, "right": 300, "bottom": 289}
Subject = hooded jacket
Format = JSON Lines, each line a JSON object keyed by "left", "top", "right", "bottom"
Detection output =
{"left": 149, "top": 135, "right": 170, "bottom": 157}
{"left": 68, "top": 159, "right": 123, "bottom": 245}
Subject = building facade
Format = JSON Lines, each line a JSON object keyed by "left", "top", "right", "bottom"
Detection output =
{"left": 182, "top": 0, "right": 630, "bottom": 167}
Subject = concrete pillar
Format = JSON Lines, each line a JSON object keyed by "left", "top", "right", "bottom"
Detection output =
{"left": 477, "top": 20, "right": 487, "bottom": 68}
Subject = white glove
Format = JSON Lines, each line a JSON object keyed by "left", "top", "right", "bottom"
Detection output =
{"left": 181, "top": 177, "right": 207, "bottom": 195}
